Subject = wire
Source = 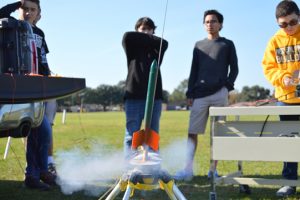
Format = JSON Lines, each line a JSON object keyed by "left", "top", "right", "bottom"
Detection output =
{"left": 157, "top": 0, "right": 169, "bottom": 66}
{"left": 97, "top": 1, "right": 170, "bottom": 198}
{"left": 9, "top": 142, "right": 26, "bottom": 174}
{"left": 255, "top": 88, "right": 300, "bottom": 137}
{"left": 3, "top": 74, "right": 26, "bottom": 175}
{"left": 259, "top": 115, "right": 269, "bottom": 137}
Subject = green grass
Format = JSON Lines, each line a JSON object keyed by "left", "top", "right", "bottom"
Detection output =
{"left": 0, "top": 111, "right": 298, "bottom": 199}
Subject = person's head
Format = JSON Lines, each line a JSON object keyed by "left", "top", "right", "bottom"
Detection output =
{"left": 135, "top": 17, "right": 156, "bottom": 35}
{"left": 276, "top": 0, "right": 299, "bottom": 35}
{"left": 203, "top": 10, "right": 223, "bottom": 35}
{"left": 19, "top": 0, "right": 40, "bottom": 25}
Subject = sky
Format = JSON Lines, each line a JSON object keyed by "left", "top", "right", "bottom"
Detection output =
{"left": 2, "top": 0, "right": 296, "bottom": 93}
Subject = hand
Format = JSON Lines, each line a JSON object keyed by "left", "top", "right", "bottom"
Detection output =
{"left": 187, "top": 98, "right": 194, "bottom": 106}
{"left": 283, "top": 76, "right": 296, "bottom": 87}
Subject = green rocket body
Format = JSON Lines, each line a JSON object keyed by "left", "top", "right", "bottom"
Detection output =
{"left": 144, "top": 59, "right": 159, "bottom": 131}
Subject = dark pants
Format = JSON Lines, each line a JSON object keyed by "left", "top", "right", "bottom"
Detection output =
{"left": 25, "top": 115, "right": 51, "bottom": 179}
{"left": 277, "top": 102, "right": 299, "bottom": 180}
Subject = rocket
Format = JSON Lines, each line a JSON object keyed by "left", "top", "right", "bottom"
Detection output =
{"left": 131, "top": 59, "right": 160, "bottom": 160}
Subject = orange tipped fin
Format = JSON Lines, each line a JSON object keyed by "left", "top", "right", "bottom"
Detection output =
{"left": 131, "top": 129, "right": 145, "bottom": 149}
{"left": 145, "top": 129, "right": 160, "bottom": 151}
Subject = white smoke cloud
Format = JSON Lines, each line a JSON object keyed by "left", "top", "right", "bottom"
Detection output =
{"left": 55, "top": 144, "right": 125, "bottom": 196}
{"left": 160, "top": 139, "right": 188, "bottom": 173}
{"left": 55, "top": 139, "right": 188, "bottom": 197}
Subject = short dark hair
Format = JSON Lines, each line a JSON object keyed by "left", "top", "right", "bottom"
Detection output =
{"left": 135, "top": 17, "right": 157, "bottom": 33}
{"left": 276, "top": 0, "right": 299, "bottom": 19}
{"left": 203, "top": 10, "right": 224, "bottom": 24}
{"left": 24, "top": 0, "right": 40, "bottom": 10}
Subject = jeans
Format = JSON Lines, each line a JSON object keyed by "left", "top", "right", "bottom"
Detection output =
{"left": 124, "top": 99, "right": 162, "bottom": 158}
{"left": 277, "top": 101, "right": 300, "bottom": 180}
{"left": 25, "top": 115, "right": 51, "bottom": 178}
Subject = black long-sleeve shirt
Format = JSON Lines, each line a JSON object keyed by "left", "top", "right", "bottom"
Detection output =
{"left": 186, "top": 37, "right": 238, "bottom": 98}
{"left": 0, "top": 1, "right": 50, "bottom": 75}
{"left": 122, "top": 32, "right": 168, "bottom": 100}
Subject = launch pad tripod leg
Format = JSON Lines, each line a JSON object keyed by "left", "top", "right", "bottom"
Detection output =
{"left": 103, "top": 176, "right": 187, "bottom": 200}
{"left": 122, "top": 185, "right": 132, "bottom": 200}
{"left": 159, "top": 180, "right": 187, "bottom": 200}
{"left": 104, "top": 180, "right": 122, "bottom": 200}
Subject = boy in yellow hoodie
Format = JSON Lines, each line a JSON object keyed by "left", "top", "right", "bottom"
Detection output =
{"left": 262, "top": 0, "right": 300, "bottom": 197}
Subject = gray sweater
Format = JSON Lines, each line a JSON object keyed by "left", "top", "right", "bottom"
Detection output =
{"left": 186, "top": 37, "right": 238, "bottom": 98}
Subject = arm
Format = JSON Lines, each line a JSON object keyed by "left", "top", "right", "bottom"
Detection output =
{"left": 41, "top": 32, "right": 51, "bottom": 76}
{"left": 262, "top": 40, "right": 291, "bottom": 88}
{"left": 226, "top": 41, "right": 239, "bottom": 91}
{"left": 186, "top": 47, "right": 199, "bottom": 99}
{"left": 122, "top": 31, "right": 167, "bottom": 54}
{"left": 0, "top": 1, "right": 22, "bottom": 19}
{"left": 41, "top": 46, "right": 50, "bottom": 76}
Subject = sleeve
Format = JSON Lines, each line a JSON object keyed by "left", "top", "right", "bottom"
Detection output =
{"left": 122, "top": 32, "right": 167, "bottom": 54}
{"left": 0, "top": 2, "right": 22, "bottom": 19}
{"left": 40, "top": 30, "right": 51, "bottom": 76}
{"left": 186, "top": 46, "right": 199, "bottom": 98}
{"left": 122, "top": 31, "right": 168, "bottom": 65}
{"left": 262, "top": 40, "right": 290, "bottom": 87}
{"left": 41, "top": 41, "right": 50, "bottom": 75}
{"left": 226, "top": 41, "right": 239, "bottom": 91}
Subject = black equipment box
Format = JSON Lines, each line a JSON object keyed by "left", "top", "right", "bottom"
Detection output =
{"left": 0, "top": 18, "right": 37, "bottom": 74}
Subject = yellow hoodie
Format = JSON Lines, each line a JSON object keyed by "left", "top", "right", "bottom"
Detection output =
{"left": 262, "top": 26, "right": 300, "bottom": 103}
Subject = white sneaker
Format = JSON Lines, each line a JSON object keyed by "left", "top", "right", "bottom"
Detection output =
{"left": 173, "top": 169, "right": 193, "bottom": 181}
{"left": 276, "top": 186, "right": 296, "bottom": 197}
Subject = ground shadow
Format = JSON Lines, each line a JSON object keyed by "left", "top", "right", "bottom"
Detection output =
{"left": 177, "top": 175, "right": 299, "bottom": 200}
{"left": 0, "top": 180, "right": 98, "bottom": 200}
{"left": 1, "top": 176, "right": 300, "bottom": 200}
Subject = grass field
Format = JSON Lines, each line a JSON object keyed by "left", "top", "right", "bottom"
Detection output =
{"left": 0, "top": 111, "right": 299, "bottom": 200}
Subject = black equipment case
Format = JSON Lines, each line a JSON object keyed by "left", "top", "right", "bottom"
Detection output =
{"left": 0, "top": 17, "right": 37, "bottom": 74}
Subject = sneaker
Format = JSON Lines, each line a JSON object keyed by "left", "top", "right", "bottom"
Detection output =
{"left": 276, "top": 186, "right": 296, "bottom": 197}
{"left": 207, "top": 170, "right": 219, "bottom": 179}
{"left": 40, "top": 171, "right": 57, "bottom": 186}
{"left": 239, "top": 184, "right": 251, "bottom": 194}
{"left": 173, "top": 169, "right": 194, "bottom": 181}
{"left": 25, "top": 176, "right": 50, "bottom": 190}
{"left": 48, "top": 163, "right": 57, "bottom": 176}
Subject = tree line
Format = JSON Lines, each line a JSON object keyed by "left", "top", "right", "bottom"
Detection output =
{"left": 57, "top": 79, "right": 272, "bottom": 111}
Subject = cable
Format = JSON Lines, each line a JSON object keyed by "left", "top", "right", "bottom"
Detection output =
{"left": 259, "top": 115, "right": 269, "bottom": 137}
{"left": 9, "top": 142, "right": 26, "bottom": 174}
{"left": 157, "top": 0, "right": 169, "bottom": 66}
{"left": 254, "top": 89, "right": 300, "bottom": 137}
{"left": 3, "top": 74, "right": 26, "bottom": 175}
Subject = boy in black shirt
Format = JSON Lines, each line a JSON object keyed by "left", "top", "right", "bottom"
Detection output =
{"left": 122, "top": 17, "right": 168, "bottom": 159}
{"left": 174, "top": 10, "right": 238, "bottom": 181}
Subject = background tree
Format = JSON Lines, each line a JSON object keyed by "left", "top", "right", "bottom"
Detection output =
{"left": 83, "top": 87, "right": 98, "bottom": 104}
{"left": 169, "top": 79, "right": 188, "bottom": 106}
{"left": 56, "top": 79, "right": 274, "bottom": 112}
{"left": 110, "top": 85, "right": 124, "bottom": 106}
{"left": 162, "top": 90, "right": 170, "bottom": 104}
{"left": 228, "top": 90, "right": 239, "bottom": 105}
{"left": 95, "top": 84, "right": 117, "bottom": 111}
{"left": 237, "top": 85, "right": 271, "bottom": 102}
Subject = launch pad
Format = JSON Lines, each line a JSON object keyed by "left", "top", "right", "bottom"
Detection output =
{"left": 102, "top": 151, "right": 187, "bottom": 200}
